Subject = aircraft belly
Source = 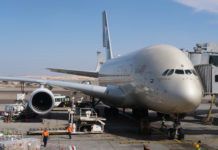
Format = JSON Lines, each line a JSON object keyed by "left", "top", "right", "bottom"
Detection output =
{"left": 99, "top": 76, "right": 198, "bottom": 114}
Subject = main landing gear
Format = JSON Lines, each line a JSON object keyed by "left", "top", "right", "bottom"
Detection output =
{"left": 168, "top": 115, "right": 184, "bottom": 140}
{"left": 132, "top": 108, "right": 150, "bottom": 134}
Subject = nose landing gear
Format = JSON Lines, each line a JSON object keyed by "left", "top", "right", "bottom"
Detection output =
{"left": 168, "top": 115, "right": 184, "bottom": 140}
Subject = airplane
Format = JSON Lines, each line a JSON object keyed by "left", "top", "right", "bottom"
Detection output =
{"left": 0, "top": 11, "right": 203, "bottom": 140}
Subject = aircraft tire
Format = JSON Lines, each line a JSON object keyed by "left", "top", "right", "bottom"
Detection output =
{"left": 177, "top": 128, "right": 184, "bottom": 140}
{"left": 168, "top": 128, "right": 176, "bottom": 140}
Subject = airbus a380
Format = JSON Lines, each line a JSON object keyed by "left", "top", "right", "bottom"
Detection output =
{"left": 0, "top": 11, "right": 203, "bottom": 139}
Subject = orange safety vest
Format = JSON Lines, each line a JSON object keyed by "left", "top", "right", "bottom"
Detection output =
{"left": 42, "top": 131, "right": 49, "bottom": 136}
{"left": 67, "top": 126, "right": 73, "bottom": 133}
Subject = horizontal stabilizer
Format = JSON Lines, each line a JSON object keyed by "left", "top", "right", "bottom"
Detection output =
{"left": 47, "top": 68, "right": 98, "bottom": 78}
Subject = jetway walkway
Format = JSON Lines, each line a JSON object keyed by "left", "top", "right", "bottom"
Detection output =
{"left": 184, "top": 43, "right": 218, "bottom": 123}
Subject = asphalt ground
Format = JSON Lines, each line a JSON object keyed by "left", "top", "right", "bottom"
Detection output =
{"left": 0, "top": 89, "right": 218, "bottom": 150}
{"left": 0, "top": 103, "right": 218, "bottom": 150}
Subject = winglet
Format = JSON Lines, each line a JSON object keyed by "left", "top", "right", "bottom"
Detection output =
{"left": 103, "top": 10, "right": 113, "bottom": 60}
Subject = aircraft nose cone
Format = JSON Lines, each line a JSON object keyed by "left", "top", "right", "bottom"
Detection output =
{"left": 176, "top": 80, "right": 202, "bottom": 112}
{"left": 182, "top": 84, "right": 202, "bottom": 107}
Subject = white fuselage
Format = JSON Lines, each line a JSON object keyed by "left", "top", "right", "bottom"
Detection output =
{"left": 98, "top": 45, "right": 203, "bottom": 114}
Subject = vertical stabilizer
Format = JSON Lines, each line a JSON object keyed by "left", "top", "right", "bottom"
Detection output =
{"left": 103, "top": 10, "right": 113, "bottom": 60}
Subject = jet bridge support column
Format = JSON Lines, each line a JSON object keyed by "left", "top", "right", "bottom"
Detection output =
{"left": 203, "top": 94, "right": 215, "bottom": 124}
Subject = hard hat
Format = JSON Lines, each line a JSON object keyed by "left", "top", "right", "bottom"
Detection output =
{"left": 194, "top": 143, "right": 199, "bottom": 148}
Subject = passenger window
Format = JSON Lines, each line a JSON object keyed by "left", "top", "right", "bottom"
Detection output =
{"left": 162, "top": 69, "right": 169, "bottom": 76}
{"left": 185, "top": 70, "right": 192, "bottom": 75}
{"left": 215, "top": 75, "right": 218, "bottom": 82}
{"left": 167, "top": 69, "right": 174, "bottom": 76}
{"left": 209, "top": 56, "right": 218, "bottom": 66}
{"left": 175, "top": 70, "right": 184, "bottom": 74}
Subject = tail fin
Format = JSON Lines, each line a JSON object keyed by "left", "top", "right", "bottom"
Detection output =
{"left": 103, "top": 10, "right": 113, "bottom": 60}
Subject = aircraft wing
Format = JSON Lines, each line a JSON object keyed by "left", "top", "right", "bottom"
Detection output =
{"left": 47, "top": 68, "right": 98, "bottom": 78}
{"left": 0, "top": 76, "right": 107, "bottom": 97}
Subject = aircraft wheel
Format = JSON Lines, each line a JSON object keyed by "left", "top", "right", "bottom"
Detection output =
{"left": 177, "top": 128, "right": 184, "bottom": 140}
{"left": 168, "top": 128, "right": 176, "bottom": 140}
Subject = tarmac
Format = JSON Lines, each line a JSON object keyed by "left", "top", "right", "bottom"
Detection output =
{"left": 0, "top": 88, "right": 218, "bottom": 149}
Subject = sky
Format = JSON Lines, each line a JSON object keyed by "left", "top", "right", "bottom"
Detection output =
{"left": 0, "top": 0, "right": 218, "bottom": 76}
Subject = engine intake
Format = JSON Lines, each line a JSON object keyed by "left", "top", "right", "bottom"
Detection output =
{"left": 28, "top": 88, "right": 55, "bottom": 115}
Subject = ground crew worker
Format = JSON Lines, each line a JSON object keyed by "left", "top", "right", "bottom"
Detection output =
{"left": 143, "top": 143, "right": 150, "bottom": 150}
{"left": 196, "top": 140, "right": 201, "bottom": 150}
{"left": 161, "top": 116, "right": 167, "bottom": 129}
{"left": 194, "top": 143, "right": 201, "bottom": 150}
{"left": 42, "top": 129, "right": 49, "bottom": 147}
{"left": 67, "top": 123, "right": 73, "bottom": 139}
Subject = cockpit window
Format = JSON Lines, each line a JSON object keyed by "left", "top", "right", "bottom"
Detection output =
{"left": 185, "top": 70, "right": 192, "bottom": 75}
{"left": 167, "top": 69, "right": 174, "bottom": 76}
{"left": 162, "top": 69, "right": 197, "bottom": 76}
{"left": 175, "top": 69, "right": 184, "bottom": 74}
{"left": 162, "top": 69, "right": 169, "bottom": 76}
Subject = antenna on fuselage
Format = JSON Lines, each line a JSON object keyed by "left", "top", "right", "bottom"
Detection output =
{"left": 103, "top": 10, "right": 114, "bottom": 61}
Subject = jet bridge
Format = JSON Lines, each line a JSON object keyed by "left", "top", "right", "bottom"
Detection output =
{"left": 182, "top": 43, "right": 218, "bottom": 116}
{"left": 182, "top": 43, "right": 218, "bottom": 94}
{"left": 195, "top": 64, "right": 218, "bottom": 95}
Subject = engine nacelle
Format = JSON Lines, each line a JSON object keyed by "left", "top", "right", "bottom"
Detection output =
{"left": 28, "top": 88, "right": 55, "bottom": 115}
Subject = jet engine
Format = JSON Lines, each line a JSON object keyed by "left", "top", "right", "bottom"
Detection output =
{"left": 28, "top": 88, "right": 55, "bottom": 115}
